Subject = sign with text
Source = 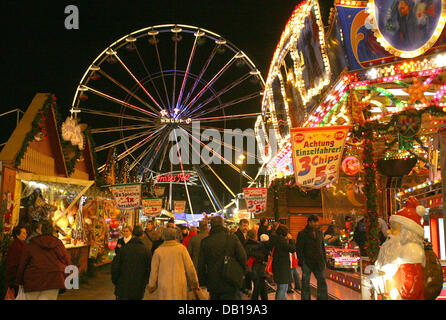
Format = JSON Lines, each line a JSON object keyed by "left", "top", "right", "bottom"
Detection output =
{"left": 154, "top": 171, "right": 198, "bottom": 186}
{"left": 174, "top": 200, "right": 186, "bottom": 213}
{"left": 154, "top": 186, "right": 166, "bottom": 197}
{"left": 291, "top": 125, "right": 350, "bottom": 189}
{"left": 243, "top": 187, "right": 267, "bottom": 215}
{"left": 142, "top": 198, "right": 163, "bottom": 216}
{"left": 109, "top": 183, "right": 142, "bottom": 210}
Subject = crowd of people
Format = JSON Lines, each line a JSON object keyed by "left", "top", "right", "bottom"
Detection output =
{"left": 109, "top": 214, "right": 331, "bottom": 300}
{"left": 4, "top": 213, "right": 382, "bottom": 300}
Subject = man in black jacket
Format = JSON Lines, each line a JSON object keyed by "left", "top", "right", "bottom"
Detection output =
{"left": 234, "top": 219, "right": 251, "bottom": 295}
{"left": 198, "top": 216, "right": 247, "bottom": 300}
{"left": 296, "top": 215, "right": 328, "bottom": 300}
{"left": 111, "top": 225, "right": 151, "bottom": 300}
{"left": 234, "top": 219, "right": 249, "bottom": 247}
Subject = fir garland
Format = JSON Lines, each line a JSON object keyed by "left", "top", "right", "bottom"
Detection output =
{"left": 15, "top": 94, "right": 56, "bottom": 167}
{"left": 14, "top": 94, "right": 84, "bottom": 176}
{"left": 361, "top": 123, "right": 380, "bottom": 263}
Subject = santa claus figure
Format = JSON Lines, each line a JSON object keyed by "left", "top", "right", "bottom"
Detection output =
{"left": 374, "top": 196, "right": 426, "bottom": 300}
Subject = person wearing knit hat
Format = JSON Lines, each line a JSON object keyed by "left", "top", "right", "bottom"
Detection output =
{"left": 374, "top": 196, "right": 426, "bottom": 300}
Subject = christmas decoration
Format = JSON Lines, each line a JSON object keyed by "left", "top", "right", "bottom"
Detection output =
{"left": 107, "top": 250, "right": 116, "bottom": 260}
{"left": 361, "top": 123, "right": 380, "bottom": 263}
{"left": 14, "top": 94, "right": 84, "bottom": 176}
{"left": 403, "top": 78, "right": 430, "bottom": 105}
{"left": 61, "top": 116, "right": 84, "bottom": 150}
{"left": 110, "top": 219, "right": 119, "bottom": 229}
{"left": 342, "top": 156, "right": 361, "bottom": 176}
{"left": 107, "top": 240, "right": 117, "bottom": 250}
{"left": 373, "top": 196, "right": 426, "bottom": 300}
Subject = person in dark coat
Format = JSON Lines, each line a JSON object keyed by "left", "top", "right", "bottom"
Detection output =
{"left": 197, "top": 216, "right": 247, "bottom": 300}
{"left": 270, "top": 224, "right": 295, "bottom": 300}
{"left": 257, "top": 218, "right": 271, "bottom": 241}
{"left": 245, "top": 230, "right": 269, "bottom": 300}
{"left": 114, "top": 225, "right": 132, "bottom": 256}
{"left": 187, "top": 221, "right": 209, "bottom": 270}
{"left": 353, "top": 216, "right": 387, "bottom": 256}
{"left": 15, "top": 221, "right": 71, "bottom": 300}
{"left": 141, "top": 220, "right": 156, "bottom": 253}
{"left": 5, "top": 225, "right": 27, "bottom": 298}
{"left": 324, "top": 224, "right": 341, "bottom": 247}
{"left": 234, "top": 219, "right": 250, "bottom": 295}
{"left": 234, "top": 219, "right": 249, "bottom": 247}
{"left": 296, "top": 215, "right": 328, "bottom": 300}
{"left": 111, "top": 225, "right": 151, "bottom": 300}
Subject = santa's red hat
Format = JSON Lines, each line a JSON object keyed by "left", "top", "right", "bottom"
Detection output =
{"left": 389, "top": 196, "right": 425, "bottom": 237}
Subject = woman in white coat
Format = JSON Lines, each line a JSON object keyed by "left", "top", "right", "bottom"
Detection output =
{"left": 148, "top": 227, "right": 200, "bottom": 299}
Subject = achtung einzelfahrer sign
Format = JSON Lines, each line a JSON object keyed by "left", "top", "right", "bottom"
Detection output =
{"left": 243, "top": 187, "right": 267, "bottom": 215}
{"left": 290, "top": 125, "right": 350, "bottom": 189}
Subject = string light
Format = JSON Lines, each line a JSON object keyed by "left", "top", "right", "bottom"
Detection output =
{"left": 396, "top": 177, "right": 442, "bottom": 199}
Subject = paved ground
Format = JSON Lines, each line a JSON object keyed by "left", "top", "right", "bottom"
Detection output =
{"left": 58, "top": 263, "right": 303, "bottom": 300}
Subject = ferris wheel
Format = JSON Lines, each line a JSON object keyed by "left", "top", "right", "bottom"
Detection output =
{"left": 71, "top": 24, "right": 266, "bottom": 214}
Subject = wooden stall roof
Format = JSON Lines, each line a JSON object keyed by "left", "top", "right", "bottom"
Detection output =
{"left": 0, "top": 93, "right": 96, "bottom": 180}
{"left": 0, "top": 93, "right": 53, "bottom": 163}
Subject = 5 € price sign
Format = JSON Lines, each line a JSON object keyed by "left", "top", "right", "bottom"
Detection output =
{"left": 290, "top": 126, "right": 350, "bottom": 189}
{"left": 243, "top": 188, "right": 267, "bottom": 215}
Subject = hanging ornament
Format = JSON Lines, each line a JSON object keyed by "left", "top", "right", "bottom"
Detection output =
{"left": 109, "top": 229, "right": 120, "bottom": 239}
{"left": 397, "top": 108, "right": 421, "bottom": 138}
{"left": 108, "top": 250, "right": 116, "bottom": 260}
{"left": 110, "top": 219, "right": 120, "bottom": 229}
{"left": 342, "top": 156, "right": 361, "bottom": 176}
{"left": 61, "top": 116, "right": 84, "bottom": 150}
{"left": 107, "top": 239, "right": 117, "bottom": 250}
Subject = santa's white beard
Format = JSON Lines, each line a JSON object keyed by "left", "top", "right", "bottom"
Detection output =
{"left": 376, "top": 234, "right": 402, "bottom": 269}
{"left": 376, "top": 227, "right": 425, "bottom": 270}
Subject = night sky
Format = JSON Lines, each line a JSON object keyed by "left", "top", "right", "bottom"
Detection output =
{"left": 1, "top": 0, "right": 333, "bottom": 212}
{"left": 1, "top": 0, "right": 309, "bottom": 114}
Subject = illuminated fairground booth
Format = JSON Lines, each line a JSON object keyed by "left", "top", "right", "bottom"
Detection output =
{"left": 256, "top": 0, "right": 446, "bottom": 299}
{"left": 0, "top": 93, "right": 124, "bottom": 272}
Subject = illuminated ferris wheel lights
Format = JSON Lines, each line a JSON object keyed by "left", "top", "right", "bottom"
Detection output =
{"left": 171, "top": 26, "right": 182, "bottom": 33}
{"left": 89, "top": 65, "right": 100, "bottom": 71}
{"left": 194, "top": 30, "right": 205, "bottom": 37}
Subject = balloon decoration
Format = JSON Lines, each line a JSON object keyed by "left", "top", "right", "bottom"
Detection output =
{"left": 110, "top": 219, "right": 120, "bottom": 229}
{"left": 109, "top": 229, "right": 120, "bottom": 239}
{"left": 108, "top": 250, "right": 116, "bottom": 260}
{"left": 107, "top": 239, "right": 117, "bottom": 250}
{"left": 342, "top": 156, "right": 361, "bottom": 176}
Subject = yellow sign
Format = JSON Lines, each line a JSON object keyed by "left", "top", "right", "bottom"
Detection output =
{"left": 291, "top": 125, "right": 350, "bottom": 189}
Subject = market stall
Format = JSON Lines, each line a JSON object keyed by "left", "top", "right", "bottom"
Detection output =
{"left": 0, "top": 93, "right": 99, "bottom": 274}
